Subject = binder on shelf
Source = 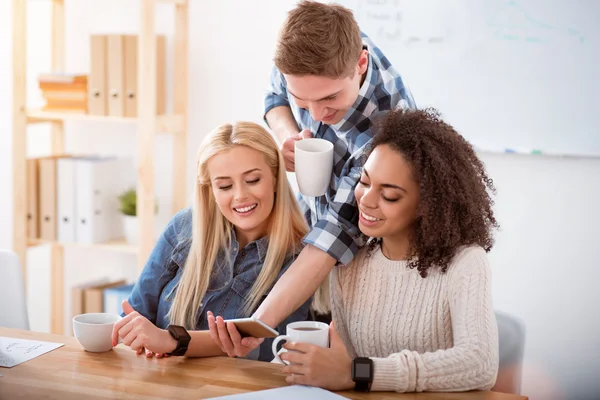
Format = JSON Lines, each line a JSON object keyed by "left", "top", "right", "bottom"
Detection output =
{"left": 122, "top": 34, "right": 167, "bottom": 117}
{"left": 57, "top": 157, "right": 77, "bottom": 243}
{"left": 38, "top": 157, "right": 57, "bottom": 241}
{"left": 26, "top": 158, "right": 39, "bottom": 239}
{"left": 83, "top": 280, "right": 127, "bottom": 314}
{"left": 123, "top": 35, "right": 138, "bottom": 118}
{"left": 107, "top": 34, "right": 125, "bottom": 117}
{"left": 74, "top": 157, "right": 135, "bottom": 244}
{"left": 74, "top": 157, "right": 109, "bottom": 244}
{"left": 103, "top": 283, "right": 135, "bottom": 316}
{"left": 88, "top": 35, "right": 107, "bottom": 115}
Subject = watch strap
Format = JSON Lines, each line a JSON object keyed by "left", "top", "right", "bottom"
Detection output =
{"left": 352, "top": 357, "right": 374, "bottom": 392}
{"left": 166, "top": 325, "right": 191, "bottom": 356}
{"left": 354, "top": 379, "right": 371, "bottom": 392}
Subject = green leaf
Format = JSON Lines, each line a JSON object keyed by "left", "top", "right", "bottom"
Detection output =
{"left": 117, "top": 188, "right": 159, "bottom": 216}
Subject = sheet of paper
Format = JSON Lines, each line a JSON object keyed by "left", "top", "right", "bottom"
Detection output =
{"left": 0, "top": 337, "right": 64, "bottom": 368}
{"left": 208, "top": 385, "right": 349, "bottom": 399}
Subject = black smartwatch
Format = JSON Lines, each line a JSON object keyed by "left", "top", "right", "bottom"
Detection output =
{"left": 352, "top": 357, "right": 373, "bottom": 392}
{"left": 166, "top": 325, "right": 191, "bottom": 356}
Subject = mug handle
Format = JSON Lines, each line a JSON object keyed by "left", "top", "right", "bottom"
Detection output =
{"left": 271, "top": 335, "right": 292, "bottom": 365}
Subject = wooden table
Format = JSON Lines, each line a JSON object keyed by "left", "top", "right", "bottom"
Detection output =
{"left": 0, "top": 328, "right": 527, "bottom": 400}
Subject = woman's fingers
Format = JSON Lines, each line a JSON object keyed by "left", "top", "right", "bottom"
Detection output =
{"left": 241, "top": 337, "right": 264, "bottom": 348}
{"left": 216, "top": 316, "right": 235, "bottom": 357}
{"left": 207, "top": 312, "right": 226, "bottom": 352}
{"left": 226, "top": 321, "right": 244, "bottom": 356}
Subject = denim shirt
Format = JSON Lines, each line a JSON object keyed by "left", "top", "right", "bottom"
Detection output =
{"left": 127, "top": 208, "right": 311, "bottom": 361}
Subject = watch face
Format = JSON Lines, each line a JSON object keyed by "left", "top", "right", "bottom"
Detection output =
{"left": 170, "top": 325, "right": 191, "bottom": 340}
{"left": 355, "top": 362, "right": 371, "bottom": 378}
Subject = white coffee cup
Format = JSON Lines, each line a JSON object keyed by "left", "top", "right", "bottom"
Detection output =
{"left": 295, "top": 138, "right": 334, "bottom": 197}
{"left": 271, "top": 321, "right": 329, "bottom": 365}
{"left": 72, "top": 313, "right": 122, "bottom": 352}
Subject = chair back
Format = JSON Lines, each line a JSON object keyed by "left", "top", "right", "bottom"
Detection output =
{"left": 492, "top": 310, "right": 526, "bottom": 394}
{"left": 0, "top": 250, "right": 29, "bottom": 330}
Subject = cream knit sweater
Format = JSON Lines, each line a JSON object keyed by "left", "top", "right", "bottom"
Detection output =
{"left": 331, "top": 245, "right": 499, "bottom": 393}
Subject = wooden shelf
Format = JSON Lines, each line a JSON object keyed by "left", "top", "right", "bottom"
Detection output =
{"left": 13, "top": 0, "right": 189, "bottom": 335}
{"left": 26, "top": 109, "right": 185, "bottom": 133}
{"left": 28, "top": 237, "right": 138, "bottom": 254}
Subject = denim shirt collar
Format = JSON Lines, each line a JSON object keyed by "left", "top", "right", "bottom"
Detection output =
{"left": 230, "top": 228, "right": 269, "bottom": 263}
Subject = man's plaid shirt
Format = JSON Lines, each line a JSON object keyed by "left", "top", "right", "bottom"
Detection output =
{"left": 264, "top": 33, "right": 416, "bottom": 265}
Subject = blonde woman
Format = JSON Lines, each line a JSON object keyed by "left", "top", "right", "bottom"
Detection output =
{"left": 111, "top": 122, "right": 309, "bottom": 361}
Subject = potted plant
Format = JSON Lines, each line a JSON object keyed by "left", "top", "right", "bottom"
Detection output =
{"left": 118, "top": 188, "right": 160, "bottom": 245}
{"left": 118, "top": 188, "right": 138, "bottom": 245}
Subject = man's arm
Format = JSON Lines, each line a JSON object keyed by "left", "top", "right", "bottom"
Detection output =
{"left": 254, "top": 158, "right": 365, "bottom": 328}
{"left": 264, "top": 65, "right": 298, "bottom": 141}
{"left": 265, "top": 106, "right": 300, "bottom": 144}
{"left": 267, "top": 106, "right": 311, "bottom": 171}
{"left": 253, "top": 244, "right": 336, "bottom": 328}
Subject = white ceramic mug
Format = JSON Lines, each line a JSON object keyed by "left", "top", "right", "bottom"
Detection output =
{"left": 72, "top": 313, "right": 122, "bottom": 352}
{"left": 294, "top": 138, "right": 334, "bottom": 197}
{"left": 271, "top": 321, "right": 329, "bottom": 365}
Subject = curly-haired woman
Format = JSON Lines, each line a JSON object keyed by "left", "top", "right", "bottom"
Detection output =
{"left": 278, "top": 108, "right": 500, "bottom": 393}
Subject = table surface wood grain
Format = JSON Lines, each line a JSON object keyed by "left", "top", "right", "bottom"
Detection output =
{"left": 0, "top": 328, "right": 528, "bottom": 400}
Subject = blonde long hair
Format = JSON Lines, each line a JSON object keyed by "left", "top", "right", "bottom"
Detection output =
{"left": 167, "top": 122, "right": 309, "bottom": 329}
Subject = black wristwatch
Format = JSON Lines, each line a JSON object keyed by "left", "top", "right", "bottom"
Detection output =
{"left": 166, "top": 325, "right": 191, "bottom": 356}
{"left": 352, "top": 357, "right": 373, "bottom": 392}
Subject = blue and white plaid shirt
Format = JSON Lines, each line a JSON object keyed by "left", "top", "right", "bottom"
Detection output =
{"left": 264, "top": 33, "right": 416, "bottom": 266}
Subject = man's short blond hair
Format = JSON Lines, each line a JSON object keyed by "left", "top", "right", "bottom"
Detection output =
{"left": 274, "top": 1, "right": 363, "bottom": 78}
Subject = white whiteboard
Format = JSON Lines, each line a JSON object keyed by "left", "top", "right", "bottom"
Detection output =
{"left": 343, "top": 0, "right": 600, "bottom": 156}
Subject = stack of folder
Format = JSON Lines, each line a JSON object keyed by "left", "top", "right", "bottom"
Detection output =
{"left": 26, "top": 155, "right": 136, "bottom": 244}
{"left": 89, "top": 34, "right": 166, "bottom": 117}
{"left": 38, "top": 73, "right": 88, "bottom": 113}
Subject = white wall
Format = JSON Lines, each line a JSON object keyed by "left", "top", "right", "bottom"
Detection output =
{"left": 482, "top": 152, "right": 600, "bottom": 400}
{"left": 1, "top": 1, "right": 599, "bottom": 399}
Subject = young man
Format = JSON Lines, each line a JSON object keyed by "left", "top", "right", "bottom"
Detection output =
{"left": 209, "top": 0, "right": 415, "bottom": 357}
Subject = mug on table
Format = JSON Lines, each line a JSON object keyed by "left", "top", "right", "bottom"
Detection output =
{"left": 271, "top": 321, "right": 329, "bottom": 364}
{"left": 72, "top": 312, "right": 122, "bottom": 352}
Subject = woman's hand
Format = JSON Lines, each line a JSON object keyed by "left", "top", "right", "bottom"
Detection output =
{"left": 138, "top": 348, "right": 170, "bottom": 358}
{"left": 280, "top": 321, "right": 354, "bottom": 391}
{"left": 207, "top": 311, "right": 263, "bottom": 358}
{"left": 111, "top": 300, "right": 177, "bottom": 356}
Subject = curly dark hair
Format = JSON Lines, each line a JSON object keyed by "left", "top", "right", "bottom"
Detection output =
{"left": 366, "top": 108, "right": 499, "bottom": 278}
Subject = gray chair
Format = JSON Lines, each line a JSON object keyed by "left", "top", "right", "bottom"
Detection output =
{"left": 492, "top": 310, "right": 526, "bottom": 394}
{"left": 0, "top": 250, "right": 30, "bottom": 330}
